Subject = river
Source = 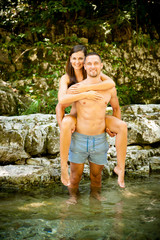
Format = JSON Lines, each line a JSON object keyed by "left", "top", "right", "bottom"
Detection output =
{"left": 0, "top": 174, "right": 160, "bottom": 240}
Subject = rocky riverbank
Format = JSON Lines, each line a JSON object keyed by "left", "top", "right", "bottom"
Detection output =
{"left": 0, "top": 104, "right": 160, "bottom": 190}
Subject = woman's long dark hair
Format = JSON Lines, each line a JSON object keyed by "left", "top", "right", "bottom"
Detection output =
{"left": 66, "top": 45, "right": 87, "bottom": 87}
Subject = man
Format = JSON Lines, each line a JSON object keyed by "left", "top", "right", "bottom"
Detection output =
{"left": 66, "top": 52, "right": 126, "bottom": 202}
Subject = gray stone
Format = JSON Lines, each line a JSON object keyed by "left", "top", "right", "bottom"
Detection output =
{"left": 0, "top": 164, "right": 60, "bottom": 189}
{"left": 0, "top": 104, "right": 160, "bottom": 188}
{"left": 149, "top": 156, "right": 160, "bottom": 171}
{"left": 0, "top": 114, "right": 59, "bottom": 163}
{"left": 121, "top": 104, "right": 160, "bottom": 145}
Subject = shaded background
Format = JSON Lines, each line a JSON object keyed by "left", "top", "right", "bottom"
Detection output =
{"left": 0, "top": 0, "right": 160, "bottom": 115}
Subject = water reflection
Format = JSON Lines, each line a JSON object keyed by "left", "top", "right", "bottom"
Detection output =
{"left": 0, "top": 175, "right": 160, "bottom": 239}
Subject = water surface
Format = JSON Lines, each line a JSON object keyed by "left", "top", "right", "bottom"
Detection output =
{"left": 0, "top": 174, "right": 160, "bottom": 240}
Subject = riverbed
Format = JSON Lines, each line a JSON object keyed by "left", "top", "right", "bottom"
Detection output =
{"left": 0, "top": 174, "right": 160, "bottom": 240}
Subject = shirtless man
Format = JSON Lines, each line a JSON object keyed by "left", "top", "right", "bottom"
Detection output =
{"left": 68, "top": 53, "right": 126, "bottom": 201}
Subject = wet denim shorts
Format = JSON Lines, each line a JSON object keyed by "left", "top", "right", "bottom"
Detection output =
{"left": 69, "top": 132, "right": 109, "bottom": 165}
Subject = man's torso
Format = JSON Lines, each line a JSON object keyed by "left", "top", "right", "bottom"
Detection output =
{"left": 76, "top": 86, "right": 113, "bottom": 135}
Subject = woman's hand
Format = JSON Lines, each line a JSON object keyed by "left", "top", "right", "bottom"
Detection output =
{"left": 68, "top": 83, "right": 87, "bottom": 94}
{"left": 86, "top": 91, "right": 103, "bottom": 100}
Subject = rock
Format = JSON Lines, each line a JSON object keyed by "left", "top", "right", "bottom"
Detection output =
{"left": 149, "top": 156, "right": 160, "bottom": 172}
{"left": 0, "top": 104, "right": 160, "bottom": 189}
{"left": 106, "top": 104, "right": 160, "bottom": 176}
{"left": 26, "top": 157, "right": 51, "bottom": 166}
{"left": 0, "top": 164, "right": 60, "bottom": 190}
{"left": 0, "top": 114, "right": 59, "bottom": 163}
{"left": 121, "top": 104, "right": 160, "bottom": 145}
{"left": 125, "top": 145, "right": 160, "bottom": 174}
{"left": 0, "top": 79, "right": 31, "bottom": 116}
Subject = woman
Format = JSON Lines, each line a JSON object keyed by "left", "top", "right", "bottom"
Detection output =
{"left": 56, "top": 45, "right": 127, "bottom": 188}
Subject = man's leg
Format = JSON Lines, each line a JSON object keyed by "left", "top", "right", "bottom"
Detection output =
{"left": 60, "top": 115, "right": 77, "bottom": 186}
{"left": 68, "top": 162, "right": 84, "bottom": 204}
{"left": 90, "top": 161, "right": 104, "bottom": 200}
{"left": 105, "top": 115, "right": 127, "bottom": 188}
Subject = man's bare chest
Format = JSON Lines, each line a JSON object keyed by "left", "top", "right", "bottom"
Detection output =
{"left": 79, "top": 91, "right": 111, "bottom": 107}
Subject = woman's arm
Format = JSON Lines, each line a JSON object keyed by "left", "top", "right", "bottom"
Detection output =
{"left": 58, "top": 75, "right": 103, "bottom": 105}
{"left": 56, "top": 103, "right": 67, "bottom": 128}
{"left": 67, "top": 73, "right": 115, "bottom": 94}
{"left": 56, "top": 102, "right": 77, "bottom": 128}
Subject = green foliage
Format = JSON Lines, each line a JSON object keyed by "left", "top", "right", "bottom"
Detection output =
{"left": 21, "top": 89, "right": 58, "bottom": 115}
{"left": 0, "top": 0, "right": 159, "bottom": 45}
{"left": 64, "top": 106, "right": 72, "bottom": 114}
{"left": 132, "top": 30, "right": 158, "bottom": 49}
{"left": 21, "top": 100, "right": 41, "bottom": 115}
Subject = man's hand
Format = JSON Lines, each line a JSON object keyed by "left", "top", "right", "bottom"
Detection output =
{"left": 68, "top": 83, "right": 86, "bottom": 94}
{"left": 71, "top": 124, "right": 76, "bottom": 133}
{"left": 106, "top": 127, "right": 116, "bottom": 137}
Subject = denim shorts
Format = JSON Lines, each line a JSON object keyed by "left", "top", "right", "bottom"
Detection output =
{"left": 69, "top": 132, "right": 109, "bottom": 165}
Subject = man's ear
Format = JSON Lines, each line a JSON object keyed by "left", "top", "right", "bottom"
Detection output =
{"left": 101, "top": 63, "right": 103, "bottom": 69}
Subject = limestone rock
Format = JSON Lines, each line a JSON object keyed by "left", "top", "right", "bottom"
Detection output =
{"left": 0, "top": 104, "right": 160, "bottom": 188}
{"left": 0, "top": 114, "right": 59, "bottom": 163}
{"left": 149, "top": 156, "right": 160, "bottom": 172}
{"left": 0, "top": 164, "right": 60, "bottom": 190}
{"left": 0, "top": 80, "right": 31, "bottom": 116}
{"left": 121, "top": 104, "right": 160, "bottom": 145}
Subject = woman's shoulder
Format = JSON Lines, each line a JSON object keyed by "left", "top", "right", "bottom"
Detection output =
{"left": 61, "top": 73, "right": 70, "bottom": 83}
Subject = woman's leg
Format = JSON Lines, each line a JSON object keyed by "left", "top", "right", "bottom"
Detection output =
{"left": 105, "top": 116, "right": 127, "bottom": 188}
{"left": 60, "top": 115, "right": 77, "bottom": 186}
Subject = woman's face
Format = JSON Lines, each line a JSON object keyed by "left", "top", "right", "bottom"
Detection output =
{"left": 70, "top": 51, "right": 85, "bottom": 70}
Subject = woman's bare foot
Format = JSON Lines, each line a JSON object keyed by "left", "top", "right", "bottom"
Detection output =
{"left": 61, "top": 166, "right": 70, "bottom": 186}
{"left": 114, "top": 166, "right": 125, "bottom": 188}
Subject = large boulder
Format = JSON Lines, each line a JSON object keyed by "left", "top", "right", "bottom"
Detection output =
{"left": 0, "top": 114, "right": 59, "bottom": 164}
{"left": 0, "top": 163, "right": 60, "bottom": 190}
{"left": 105, "top": 104, "right": 160, "bottom": 175}
{"left": 0, "top": 80, "right": 31, "bottom": 116}
{"left": 122, "top": 104, "right": 160, "bottom": 145}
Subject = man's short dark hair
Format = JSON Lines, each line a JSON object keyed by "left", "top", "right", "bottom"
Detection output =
{"left": 85, "top": 52, "right": 102, "bottom": 62}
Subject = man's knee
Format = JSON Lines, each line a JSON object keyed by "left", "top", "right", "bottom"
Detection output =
{"left": 90, "top": 170, "right": 102, "bottom": 185}
{"left": 70, "top": 173, "right": 82, "bottom": 186}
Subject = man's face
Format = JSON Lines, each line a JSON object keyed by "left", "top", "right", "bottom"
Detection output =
{"left": 84, "top": 55, "right": 103, "bottom": 77}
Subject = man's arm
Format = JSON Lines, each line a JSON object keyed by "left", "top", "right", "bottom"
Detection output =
{"left": 109, "top": 87, "right": 121, "bottom": 119}
{"left": 105, "top": 87, "right": 121, "bottom": 137}
{"left": 67, "top": 73, "right": 115, "bottom": 94}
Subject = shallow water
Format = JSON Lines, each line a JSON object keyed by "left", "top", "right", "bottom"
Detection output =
{"left": 0, "top": 174, "right": 160, "bottom": 240}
